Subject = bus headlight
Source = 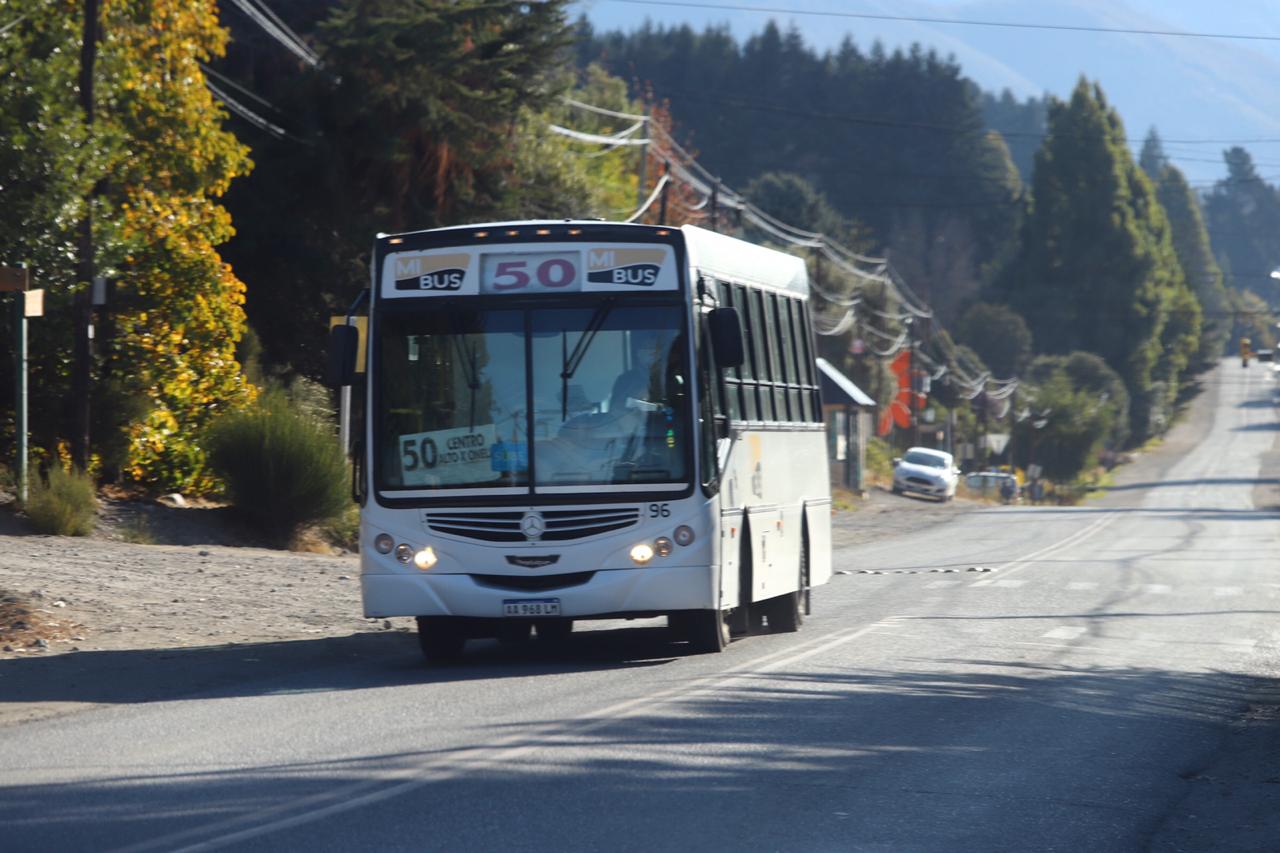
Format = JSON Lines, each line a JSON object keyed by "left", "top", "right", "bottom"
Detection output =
{"left": 630, "top": 543, "right": 655, "bottom": 565}
{"left": 394, "top": 544, "right": 414, "bottom": 564}
{"left": 413, "top": 547, "right": 438, "bottom": 570}
{"left": 673, "top": 525, "right": 695, "bottom": 546}
{"left": 654, "top": 537, "right": 673, "bottom": 558}
{"left": 374, "top": 534, "right": 394, "bottom": 554}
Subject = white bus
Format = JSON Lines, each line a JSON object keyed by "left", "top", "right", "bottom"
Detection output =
{"left": 328, "top": 221, "right": 832, "bottom": 662}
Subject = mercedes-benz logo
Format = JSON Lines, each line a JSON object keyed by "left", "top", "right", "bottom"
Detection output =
{"left": 521, "top": 512, "right": 545, "bottom": 541}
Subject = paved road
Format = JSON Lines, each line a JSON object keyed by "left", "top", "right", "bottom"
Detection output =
{"left": 1, "top": 363, "right": 1277, "bottom": 852}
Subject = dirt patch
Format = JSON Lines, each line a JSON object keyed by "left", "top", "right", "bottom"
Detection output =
{"left": 0, "top": 590, "right": 86, "bottom": 655}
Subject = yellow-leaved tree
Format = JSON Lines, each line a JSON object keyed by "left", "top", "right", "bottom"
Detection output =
{"left": 99, "top": 0, "right": 256, "bottom": 492}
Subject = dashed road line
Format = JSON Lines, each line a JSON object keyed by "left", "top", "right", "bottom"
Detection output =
{"left": 1042, "top": 626, "right": 1088, "bottom": 640}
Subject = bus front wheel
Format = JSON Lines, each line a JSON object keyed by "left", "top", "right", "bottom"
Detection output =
{"left": 685, "top": 609, "right": 730, "bottom": 654}
{"left": 416, "top": 616, "right": 466, "bottom": 664}
{"left": 535, "top": 619, "right": 573, "bottom": 645}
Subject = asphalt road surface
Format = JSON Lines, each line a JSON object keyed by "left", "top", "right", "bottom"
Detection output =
{"left": 2, "top": 362, "right": 1278, "bottom": 852}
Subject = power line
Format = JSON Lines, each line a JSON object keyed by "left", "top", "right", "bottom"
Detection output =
{"left": 602, "top": 0, "right": 1280, "bottom": 44}
{"left": 225, "top": 0, "right": 319, "bottom": 67}
{"left": 0, "top": 12, "right": 28, "bottom": 37}
{"left": 638, "top": 85, "right": 1280, "bottom": 147}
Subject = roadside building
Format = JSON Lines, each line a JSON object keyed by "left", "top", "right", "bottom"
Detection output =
{"left": 817, "top": 357, "right": 876, "bottom": 493}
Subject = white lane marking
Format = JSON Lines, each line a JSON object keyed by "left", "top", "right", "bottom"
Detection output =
{"left": 1067, "top": 581, "right": 1099, "bottom": 591}
{"left": 970, "top": 579, "right": 994, "bottom": 587}
{"left": 1214, "top": 586, "right": 1243, "bottom": 597}
{"left": 130, "top": 511, "right": 1126, "bottom": 852}
{"left": 992, "top": 579, "right": 1026, "bottom": 589}
{"left": 1042, "top": 626, "right": 1088, "bottom": 640}
{"left": 1142, "top": 584, "right": 1172, "bottom": 595}
{"left": 925, "top": 580, "right": 961, "bottom": 589}
{"left": 992, "top": 512, "right": 1120, "bottom": 579}
{"left": 120, "top": 618, "right": 900, "bottom": 853}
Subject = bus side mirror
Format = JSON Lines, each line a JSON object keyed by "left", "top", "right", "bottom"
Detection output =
{"left": 325, "top": 324, "right": 359, "bottom": 388}
{"left": 708, "top": 307, "right": 745, "bottom": 369}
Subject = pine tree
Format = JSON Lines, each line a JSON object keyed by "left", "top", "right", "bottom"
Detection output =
{"left": 1003, "top": 79, "right": 1196, "bottom": 441}
{"left": 1139, "top": 130, "right": 1231, "bottom": 365}
{"left": 0, "top": 2, "right": 103, "bottom": 462}
{"left": 1204, "top": 146, "right": 1280, "bottom": 305}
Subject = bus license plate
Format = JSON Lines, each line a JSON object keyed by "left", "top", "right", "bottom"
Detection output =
{"left": 502, "top": 598, "right": 560, "bottom": 617}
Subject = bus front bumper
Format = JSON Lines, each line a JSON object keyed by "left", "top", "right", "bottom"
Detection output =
{"left": 361, "top": 564, "right": 716, "bottom": 619}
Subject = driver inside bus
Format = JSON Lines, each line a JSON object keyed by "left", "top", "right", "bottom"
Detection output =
{"left": 542, "top": 330, "right": 678, "bottom": 482}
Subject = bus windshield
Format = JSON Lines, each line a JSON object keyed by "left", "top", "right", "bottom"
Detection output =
{"left": 377, "top": 303, "right": 690, "bottom": 493}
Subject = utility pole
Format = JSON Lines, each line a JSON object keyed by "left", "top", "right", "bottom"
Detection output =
{"left": 2, "top": 264, "right": 37, "bottom": 503}
{"left": 906, "top": 318, "right": 919, "bottom": 447}
{"left": 71, "top": 0, "right": 99, "bottom": 470}
{"left": 635, "top": 106, "right": 649, "bottom": 217}
{"left": 658, "top": 160, "right": 670, "bottom": 225}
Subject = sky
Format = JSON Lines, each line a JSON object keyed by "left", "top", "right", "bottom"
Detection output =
{"left": 572, "top": 0, "right": 1280, "bottom": 186}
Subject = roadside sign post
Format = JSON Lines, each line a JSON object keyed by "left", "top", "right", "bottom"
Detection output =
{"left": 1, "top": 264, "right": 33, "bottom": 503}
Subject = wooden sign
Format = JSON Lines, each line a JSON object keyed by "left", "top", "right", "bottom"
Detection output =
{"left": 0, "top": 266, "right": 29, "bottom": 292}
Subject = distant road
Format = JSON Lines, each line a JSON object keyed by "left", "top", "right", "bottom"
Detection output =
{"left": 1, "top": 361, "right": 1277, "bottom": 852}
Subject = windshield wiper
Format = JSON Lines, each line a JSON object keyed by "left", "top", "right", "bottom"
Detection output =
{"left": 560, "top": 299, "right": 614, "bottom": 421}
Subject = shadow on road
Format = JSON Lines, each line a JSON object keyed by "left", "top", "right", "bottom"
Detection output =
{"left": 0, "top": 626, "right": 686, "bottom": 714}
{"left": 1, "top": 656, "right": 1272, "bottom": 852}
{"left": 1095, "top": 477, "right": 1280, "bottom": 492}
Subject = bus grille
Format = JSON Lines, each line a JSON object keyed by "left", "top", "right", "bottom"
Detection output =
{"left": 471, "top": 572, "right": 596, "bottom": 592}
{"left": 425, "top": 508, "right": 641, "bottom": 542}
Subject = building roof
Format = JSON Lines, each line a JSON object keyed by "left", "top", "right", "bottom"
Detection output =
{"left": 816, "top": 358, "right": 876, "bottom": 407}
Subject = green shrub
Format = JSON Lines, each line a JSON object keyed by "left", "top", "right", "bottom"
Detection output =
{"left": 25, "top": 466, "right": 98, "bottom": 536}
{"left": 206, "top": 391, "right": 349, "bottom": 544}
{"left": 865, "top": 437, "right": 895, "bottom": 485}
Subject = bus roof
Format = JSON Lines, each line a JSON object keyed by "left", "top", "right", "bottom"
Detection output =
{"left": 373, "top": 220, "right": 810, "bottom": 297}
{"left": 680, "top": 225, "right": 809, "bottom": 297}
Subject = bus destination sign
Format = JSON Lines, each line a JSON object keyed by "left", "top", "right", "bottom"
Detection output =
{"left": 382, "top": 243, "right": 678, "bottom": 298}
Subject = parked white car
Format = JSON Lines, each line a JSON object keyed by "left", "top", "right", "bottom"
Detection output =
{"left": 892, "top": 447, "right": 960, "bottom": 501}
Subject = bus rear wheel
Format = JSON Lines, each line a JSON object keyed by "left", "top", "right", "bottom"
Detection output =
{"left": 416, "top": 616, "right": 467, "bottom": 664}
{"left": 685, "top": 608, "right": 730, "bottom": 653}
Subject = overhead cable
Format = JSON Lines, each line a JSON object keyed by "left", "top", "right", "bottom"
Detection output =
{"left": 564, "top": 97, "right": 648, "bottom": 122}
{"left": 206, "top": 80, "right": 310, "bottom": 144}
{"left": 550, "top": 123, "right": 651, "bottom": 146}
{"left": 604, "top": 0, "right": 1280, "bottom": 45}
{"left": 226, "top": 0, "right": 319, "bottom": 67}
{"left": 625, "top": 174, "right": 672, "bottom": 223}
{"left": 0, "top": 13, "right": 27, "bottom": 36}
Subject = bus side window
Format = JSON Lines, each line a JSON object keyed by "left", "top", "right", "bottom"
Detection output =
{"left": 748, "top": 288, "right": 775, "bottom": 421}
{"left": 779, "top": 297, "right": 802, "bottom": 423}
{"left": 734, "top": 283, "right": 760, "bottom": 421}
{"left": 717, "top": 280, "right": 743, "bottom": 421}
{"left": 766, "top": 293, "right": 790, "bottom": 421}
{"left": 798, "top": 303, "right": 820, "bottom": 422}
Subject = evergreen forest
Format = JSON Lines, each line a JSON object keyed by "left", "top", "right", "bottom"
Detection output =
{"left": 2, "top": 1, "right": 1279, "bottom": 504}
